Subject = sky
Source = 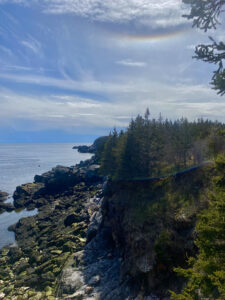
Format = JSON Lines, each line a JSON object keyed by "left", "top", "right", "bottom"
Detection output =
{"left": 0, "top": 0, "right": 224, "bottom": 143}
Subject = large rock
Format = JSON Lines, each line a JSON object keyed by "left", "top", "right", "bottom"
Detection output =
{"left": 34, "top": 164, "right": 101, "bottom": 194}
{"left": 13, "top": 182, "right": 44, "bottom": 208}
{"left": 34, "top": 165, "right": 79, "bottom": 193}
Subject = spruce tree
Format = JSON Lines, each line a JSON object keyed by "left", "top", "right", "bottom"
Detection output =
{"left": 171, "top": 155, "right": 225, "bottom": 300}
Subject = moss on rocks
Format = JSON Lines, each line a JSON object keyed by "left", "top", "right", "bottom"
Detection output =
{"left": 0, "top": 163, "right": 103, "bottom": 299}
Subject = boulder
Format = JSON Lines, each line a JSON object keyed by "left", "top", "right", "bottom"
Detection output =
{"left": 0, "top": 202, "right": 14, "bottom": 212}
{"left": 0, "top": 191, "right": 9, "bottom": 202}
{"left": 13, "top": 183, "right": 44, "bottom": 208}
{"left": 34, "top": 166, "right": 79, "bottom": 193}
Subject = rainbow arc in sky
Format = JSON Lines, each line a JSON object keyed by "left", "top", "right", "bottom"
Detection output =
{"left": 116, "top": 27, "right": 190, "bottom": 42}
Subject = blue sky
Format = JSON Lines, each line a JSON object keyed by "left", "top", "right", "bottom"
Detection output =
{"left": 0, "top": 0, "right": 224, "bottom": 143}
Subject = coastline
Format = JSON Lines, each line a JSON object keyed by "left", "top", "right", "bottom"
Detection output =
{"left": 0, "top": 143, "right": 93, "bottom": 248}
{"left": 0, "top": 155, "right": 105, "bottom": 299}
{"left": 0, "top": 140, "right": 216, "bottom": 299}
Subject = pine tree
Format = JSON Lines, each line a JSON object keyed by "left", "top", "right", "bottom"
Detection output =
{"left": 183, "top": 0, "right": 225, "bottom": 95}
{"left": 100, "top": 129, "right": 118, "bottom": 177}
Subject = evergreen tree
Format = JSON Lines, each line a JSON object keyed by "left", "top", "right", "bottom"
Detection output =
{"left": 100, "top": 128, "right": 118, "bottom": 177}
{"left": 183, "top": 0, "right": 225, "bottom": 95}
{"left": 99, "top": 111, "right": 225, "bottom": 180}
{"left": 171, "top": 154, "right": 225, "bottom": 300}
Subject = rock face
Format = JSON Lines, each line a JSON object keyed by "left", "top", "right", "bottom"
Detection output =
{"left": 100, "top": 165, "right": 213, "bottom": 299}
{"left": 58, "top": 195, "right": 132, "bottom": 300}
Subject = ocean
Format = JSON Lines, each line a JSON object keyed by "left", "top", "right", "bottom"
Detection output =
{"left": 0, "top": 143, "right": 93, "bottom": 248}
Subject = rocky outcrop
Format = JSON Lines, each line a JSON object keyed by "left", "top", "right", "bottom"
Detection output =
{"left": 73, "top": 145, "right": 92, "bottom": 153}
{"left": 0, "top": 191, "right": 14, "bottom": 214}
{"left": 34, "top": 164, "right": 100, "bottom": 193}
{"left": 0, "top": 191, "right": 9, "bottom": 202}
{"left": 0, "top": 202, "right": 14, "bottom": 213}
{"left": 13, "top": 162, "right": 100, "bottom": 210}
{"left": 73, "top": 136, "right": 108, "bottom": 158}
{"left": 13, "top": 182, "right": 45, "bottom": 209}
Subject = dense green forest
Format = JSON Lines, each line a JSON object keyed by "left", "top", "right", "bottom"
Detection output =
{"left": 99, "top": 110, "right": 225, "bottom": 299}
{"left": 100, "top": 110, "right": 225, "bottom": 180}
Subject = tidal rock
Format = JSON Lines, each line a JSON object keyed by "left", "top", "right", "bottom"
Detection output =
{"left": 34, "top": 165, "right": 79, "bottom": 193}
{"left": 13, "top": 183, "right": 44, "bottom": 208}
{"left": 0, "top": 191, "right": 9, "bottom": 202}
{"left": 0, "top": 201, "right": 14, "bottom": 212}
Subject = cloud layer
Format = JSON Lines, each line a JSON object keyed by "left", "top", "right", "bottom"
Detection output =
{"left": 0, "top": 0, "right": 224, "bottom": 142}
{"left": 0, "top": 0, "right": 187, "bottom": 28}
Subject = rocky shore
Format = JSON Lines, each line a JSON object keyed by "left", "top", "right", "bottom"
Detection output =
{"left": 0, "top": 143, "right": 215, "bottom": 299}
{"left": 0, "top": 157, "right": 106, "bottom": 299}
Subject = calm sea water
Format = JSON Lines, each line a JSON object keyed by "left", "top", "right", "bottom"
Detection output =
{"left": 0, "top": 143, "right": 93, "bottom": 248}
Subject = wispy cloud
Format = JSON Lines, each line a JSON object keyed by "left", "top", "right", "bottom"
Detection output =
{"left": 0, "top": 73, "right": 137, "bottom": 94}
{"left": 0, "top": 45, "right": 12, "bottom": 56}
{"left": 116, "top": 59, "right": 147, "bottom": 67}
{"left": 0, "top": 72, "right": 224, "bottom": 133}
{"left": 21, "top": 36, "right": 41, "bottom": 54}
{"left": 43, "top": 0, "right": 187, "bottom": 28}
{"left": 0, "top": 0, "right": 188, "bottom": 29}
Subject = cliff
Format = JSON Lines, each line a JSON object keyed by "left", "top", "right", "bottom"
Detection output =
{"left": 101, "top": 164, "right": 213, "bottom": 299}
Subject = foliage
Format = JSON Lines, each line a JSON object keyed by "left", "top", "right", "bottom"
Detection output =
{"left": 171, "top": 154, "right": 225, "bottom": 300}
{"left": 183, "top": 0, "right": 225, "bottom": 95}
{"left": 100, "top": 110, "right": 225, "bottom": 180}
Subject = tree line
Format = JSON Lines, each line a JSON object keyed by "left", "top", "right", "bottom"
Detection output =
{"left": 100, "top": 110, "right": 225, "bottom": 180}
